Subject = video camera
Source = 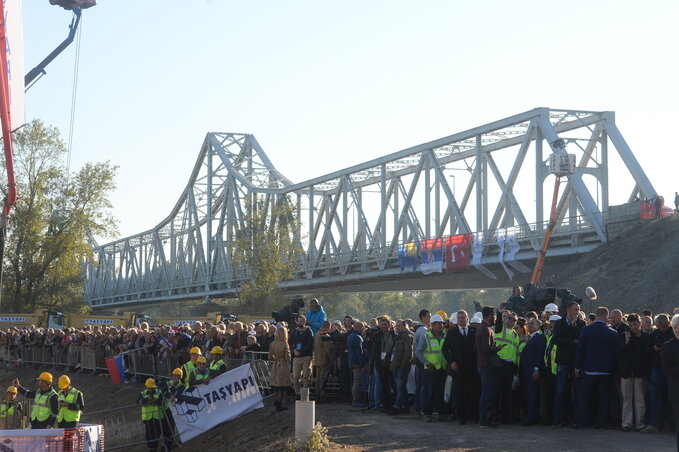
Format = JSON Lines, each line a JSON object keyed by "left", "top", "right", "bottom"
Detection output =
{"left": 272, "top": 297, "right": 305, "bottom": 325}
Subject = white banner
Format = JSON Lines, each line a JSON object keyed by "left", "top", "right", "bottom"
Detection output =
{"left": 471, "top": 232, "right": 497, "bottom": 280}
{"left": 170, "top": 363, "right": 264, "bottom": 443}
{"left": 504, "top": 232, "right": 531, "bottom": 274}
{"left": 496, "top": 229, "right": 514, "bottom": 280}
{"left": 80, "top": 424, "right": 103, "bottom": 452}
{"left": 4, "top": 0, "right": 25, "bottom": 130}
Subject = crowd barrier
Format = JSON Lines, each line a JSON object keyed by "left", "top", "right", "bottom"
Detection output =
{"left": 1, "top": 425, "right": 104, "bottom": 451}
{"left": 0, "top": 344, "right": 286, "bottom": 390}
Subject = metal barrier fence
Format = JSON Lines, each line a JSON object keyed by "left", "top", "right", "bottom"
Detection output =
{"left": 1, "top": 344, "right": 341, "bottom": 397}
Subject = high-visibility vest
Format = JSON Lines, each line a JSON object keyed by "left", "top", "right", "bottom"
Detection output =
{"left": 57, "top": 387, "right": 82, "bottom": 423}
{"left": 496, "top": 326, "right": 518, "bottom": 364}
{"left": 517, "top": 340, "right": 527, "bottom": 367}
{"left": 189, "top": 369, "right": 210, "bottom": 386}
{"left": 0, "top": 401, "right": 15, "bottom": 418}
{"left": 209, "top": 360, "right": 225, "bottom": 373}
{"left": 544, "top": 335, "right": 557, "bottom": 376}
{"left": 164, "top": 381, "right": 183, "bottom": 410}
{"left": 423, "top": 331, "right": 447, "bottom": 370}
{"left": 140, "top": 389, "right": 163, "bottom": 421}
{"left": 181, "top": 361, "right": 196, "bottom": 384}
{"left": 31, "top": 389, "right": 57, "bottom": 422}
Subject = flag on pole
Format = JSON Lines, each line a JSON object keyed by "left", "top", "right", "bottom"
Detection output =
{"left": 105, "top": 354, "right": 127, "bottom": 384}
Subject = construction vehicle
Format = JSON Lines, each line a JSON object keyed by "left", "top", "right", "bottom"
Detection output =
{"left": 0, "top": 311, "right": 150, "bottom": 330}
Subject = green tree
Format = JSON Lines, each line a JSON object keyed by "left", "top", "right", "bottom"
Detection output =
{"left": 233, "top": 194, "right": 300, "bottom": 314}
{"left": 1, "top": 119, "right": 118, "bottom": 313}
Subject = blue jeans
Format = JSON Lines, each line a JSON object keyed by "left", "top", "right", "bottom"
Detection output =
{"left": 648, "top": 368, "right": 668, "bottom": 427}
{"left": 421, "top": 368, "right": 447, "bottom": 416}
{"left": 394, "top": 368, "right": 409, "bottom": 409}
{"left": 369, "top": 367, "right": 382, "bottom": 407}
{"left": 478, "top": 367, "right": 496, "bottom": 423}
{"left": 554, "top": 364, "right": 574, "bottom": 424}
{"left": 415, "top": 363, "right": 424, "bottom": 411}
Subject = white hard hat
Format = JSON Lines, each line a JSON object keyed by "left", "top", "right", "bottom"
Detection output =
{"left": 470, "top": 315, "right": 482, "bottom": 324}
{"left": 549, "top": 314, "right": 562, "bottom": 322}
{"left": 544, "top": 303, "right": 558, "bottom": 313}
{"left": 430, "top": 314, "right": 444, "bottom": 324}
{"left": 474, "top": 312, "right": 482, "bottom": 319}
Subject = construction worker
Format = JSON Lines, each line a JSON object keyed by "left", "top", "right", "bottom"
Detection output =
{"left": 160, "top": 369, "right": 184, "bottom": 452}
{"left": 494, "top": 309, "right": 519, "bottom": 424}
{"left": 208, "top": 346, "right": 227, "bottom": 377}
{"left": 137, "top": 378, "right": 164, "bottom": 452}
{"left": 0, "top": 386, "right": 23, "bottom": 429}
{"left": 56, "top": 375, "right": 85, "bottom": 429}
{"left": 188, "top": 356, "right": 211, "bottom": 386}
{"left": 13, "top": 373, "right": 59, "bottom": 429}
{"left": 181, "top": 346, "right": 202, "bottom": 385}
{"left": 415, "top": 313, "right": 448, "bottom": 422}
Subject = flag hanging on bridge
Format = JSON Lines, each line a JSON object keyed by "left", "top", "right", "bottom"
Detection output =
{"left": 445, "top": 233, "right": 472, "bottom": 273}
{"left": 420, "top": 238, "right": 445, "bottom": 275}
{"left": 398, "top": 242, "right": 419, "bottom": 271}
{"left": 471, "top": 232, "right": 498, "bottom": 280}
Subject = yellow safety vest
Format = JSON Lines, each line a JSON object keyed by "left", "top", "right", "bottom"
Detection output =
{"left": 209, "top": 360, "right": 225, "bottom": 373}
{"left": 140, "top": 389, "right": 163, "bottom": 421}
{"left": 181, "top": 361, "right": 196, "bottom": 384}
{"left": 544, "top": 335, "right": 557, "bottom": 376}
{"left": 189, "top": 369, "right": 210, "bottom": 387}
{"left": 57, "top": 388, "right": 82, "bottom": 423}
{"left": 496, "top": 326, "right": 518, "bottom": 364}
{"left": 423, "top": 331, "right": 447, "bottom": 370}
{"left": 163, "top": 381, "right": 183, "bottom": 409}
{"left": 0, "top": 401, "right": 15, "bottom": 418}
{"left": 31, "top": 389, "right": 57, "bottom": 422}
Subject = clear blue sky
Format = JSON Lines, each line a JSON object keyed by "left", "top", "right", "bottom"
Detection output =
{"left": 22, "top": 0, "right": 679, "bottom": 240}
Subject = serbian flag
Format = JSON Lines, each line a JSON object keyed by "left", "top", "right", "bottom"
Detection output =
{"left": 445, "top": 233, "right": 472, "bottom": 273}
{"left": 398, "top": 242, "right": 419, "bottom": 271}
{"left": 420, "top": 238, "right": 445, "bottom": 275}
{"left": 105, "top": 354, "right": 127, "bottom": 384}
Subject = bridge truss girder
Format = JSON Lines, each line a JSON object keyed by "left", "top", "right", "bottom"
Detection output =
{"left": 85, "top": 108, "right": 655, "bottom": 308}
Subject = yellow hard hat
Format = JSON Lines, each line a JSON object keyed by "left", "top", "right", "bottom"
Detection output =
{"left": 58, "top": 375, "right": 71, "bottom": 390}
{"left": 145, "top": 378, "right": 156, "bottom": 389}
{"left": 436, "top": 310, "right": 449, "bottom": 322}
{"left": 189, "top": 346, "right": 202, "bottom": 355}
{"left": 6, "top": 386, "right": 17, "bottom": 394}
{"left": 210, "top": 346, "right": 223, "bottom": 355}
{"left": 172, "top": 368, "right": 183, "bottom": 377}
{"left": 37, "top": 372, "right": 53, "bottom": 384}
{"left": 196, "top": 356, "right": 207, "bottom": 364}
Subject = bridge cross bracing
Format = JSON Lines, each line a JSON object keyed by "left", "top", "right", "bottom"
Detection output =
{"left": 85, "top": 108, "right": 655, "bottom": 308}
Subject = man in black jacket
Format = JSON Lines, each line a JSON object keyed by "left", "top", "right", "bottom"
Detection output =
{"left": 661, "top": 314, "right": 679, "bottom": 451}
{"left": 552, "top": 300, "right": 586, "bottom": 427}
{"left": 372, "top": 315, "right": 396, "bottom": 411}
{"left": 616, "top": 314, "right": 651, "bottom": 432}
{"left": 643, "top": 314, "right": 674, "bottom": 433}
{"left": 442, "top": 310, "right": 478, "bottom": 425}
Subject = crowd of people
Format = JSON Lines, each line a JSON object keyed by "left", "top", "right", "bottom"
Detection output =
{"left": 2, "top": 293, "right": 679, "bottom": 450}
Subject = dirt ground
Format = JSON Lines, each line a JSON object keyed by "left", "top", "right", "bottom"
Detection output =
{"left": 1, "top": 367, "right": 675, "bottom": 452}
{"left": 557, "top": 216, "right": 679, "bottom": 315}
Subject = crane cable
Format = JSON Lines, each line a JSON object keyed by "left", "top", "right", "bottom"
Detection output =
{"left": 66, "top": 11, "right": 83, "bottom": 174}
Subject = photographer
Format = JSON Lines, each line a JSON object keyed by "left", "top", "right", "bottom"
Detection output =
{"left": 289, "top": 314, "right": 314, "bottom": 398}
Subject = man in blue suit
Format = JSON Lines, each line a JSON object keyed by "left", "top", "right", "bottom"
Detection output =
{"left": 521, "top": 317, "right": 547, "bottom": 425}
{"left": 574, "top": 306, "right": 618, "bottom": 429}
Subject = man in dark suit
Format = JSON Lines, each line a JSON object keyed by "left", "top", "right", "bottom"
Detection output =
{"left": 661, "top": 314, "right": 679, "bottom": 451}
{"left": 574, "top": 306, "right": 618, "bottom": 429}
{"left": 521, "top": 317, "right": 547, "bottom": 425}
{"left": 442, "top": 310, "right": 478, "bottom": 425}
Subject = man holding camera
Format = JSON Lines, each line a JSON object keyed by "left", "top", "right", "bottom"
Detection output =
{"left": 289, "top": 314, "right": 314, "bottom": 398}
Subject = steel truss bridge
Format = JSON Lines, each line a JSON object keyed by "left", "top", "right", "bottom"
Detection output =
{"left": 85, "top": 108, "right": 655, "bottom": 309}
